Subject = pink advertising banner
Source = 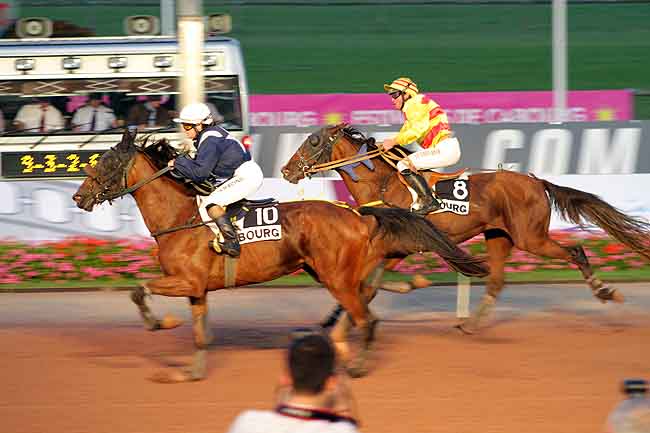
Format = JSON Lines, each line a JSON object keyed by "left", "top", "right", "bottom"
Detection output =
{"left": 249, "top": 90, "right": 633, "bottom": 127}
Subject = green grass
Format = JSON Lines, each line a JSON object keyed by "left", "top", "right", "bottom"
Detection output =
{"left": 4, "top": 268, "right": 650, "bottom": 291}
{"left": 20, "top": 3, "right": 650, "bottom": 112}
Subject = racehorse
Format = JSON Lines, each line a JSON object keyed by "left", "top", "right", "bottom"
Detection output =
{"left": 72, "top": 129, "right": 488, "bottom": 382}
{"left": 282, "top": 123, "right": 650, "bottom": 333}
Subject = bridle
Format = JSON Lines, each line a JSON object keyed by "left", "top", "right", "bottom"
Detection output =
{"left": 293, "top": 128, "right": 345, "bottom": 178}
{"left": 84, "top": 147, "right": 210, "bottom": 238}
{"left": 86, "top": 147, "right": 171, "bottom": 203}
{"left": 296, "top": 128, "right": 408, "bottom": 177}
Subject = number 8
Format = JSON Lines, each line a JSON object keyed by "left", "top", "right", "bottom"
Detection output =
{"left": 453, "top": 181, "right": 468, "bottom": 200}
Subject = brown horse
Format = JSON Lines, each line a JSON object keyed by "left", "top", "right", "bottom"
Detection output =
{"left": 72, "top": 129, "right": 488, "bottom": 382}
{"left": 282, "top": 124, "right": 650, "bottom": 332}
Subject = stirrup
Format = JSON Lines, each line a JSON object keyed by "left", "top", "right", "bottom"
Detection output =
{"left": 411, "top": 196, "right": 441, "bottom": 216}
{"left": 209, "top": 239, "right": 241, "bottom": 258}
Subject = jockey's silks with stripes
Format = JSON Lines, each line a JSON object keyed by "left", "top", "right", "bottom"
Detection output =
{"left": 395, "top": 94, "right": 452, "bottom": 149}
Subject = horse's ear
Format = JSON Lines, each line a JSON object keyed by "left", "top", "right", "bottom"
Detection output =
{"left": 334, "top": 122, "right": 349, "bottom": 131}
{"left": 117, "top": 127, "right": 137, "bottom": 152}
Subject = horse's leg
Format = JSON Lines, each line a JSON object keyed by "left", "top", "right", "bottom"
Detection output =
{"left": 321, "top": 261, "right": 384, "bottom": 328}
{"left": 187, "top": 295, "right": 210, "bottom": 381}
{"left": 130, "top": 276, "right": 197, "bottom": 331}
{"left": 149, "top": 294, "right": 212, "bottom": 384}
{"left": 522, "top": 239, "right": 624, "bottom": 303}
{"left": 323, "top": 264, "right": 376, "bottom": 377}
{"left": 328, "top": 279, "right": 380, "bottom": 366}
{"left": 459, "top": 231, "right": 512, "bottom": 334}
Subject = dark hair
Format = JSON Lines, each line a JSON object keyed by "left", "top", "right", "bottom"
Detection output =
{"left": 288, "top": 333, "right": 335, "bottom": 394}
{"left": 89, "top": 92, "right": 103, "bottom": 100}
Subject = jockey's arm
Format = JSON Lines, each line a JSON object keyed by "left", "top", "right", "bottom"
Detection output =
{"left": 394, "top": 100, "right": 431, "bottom": 146}
{"left": 173, "top": 142, "right": 219, "bottom": 183}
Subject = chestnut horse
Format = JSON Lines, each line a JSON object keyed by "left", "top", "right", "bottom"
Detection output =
{"left": 72, "top": 129, "right": 487, "bottom": 382}
{"left": 282, "top": 124, "right": 650, "bottom": 332}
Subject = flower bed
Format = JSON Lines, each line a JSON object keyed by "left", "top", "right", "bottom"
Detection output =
{"left": 393, "top": 230, "right": 647, "bottom": 275}
{"left": 0, "top": 237, "right": 159, "bottom": 285}
{"left": 0, "top": 230, "right": 646, "bottom": 285}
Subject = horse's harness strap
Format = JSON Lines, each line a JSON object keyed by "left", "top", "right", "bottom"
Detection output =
{"left": 150, "top": 212, "right": 206, "bottom": 237}
{"left": 307, "top": 148, "right": 382, "bottom": 173}
{"left": 360, "top": 200, "right": 384, "bottom": 207}
{"left": 305, "top": 139, "right": 407, "bottom": 176}
{"left": 102, "top": 166, "right": 172, "bottom": 201}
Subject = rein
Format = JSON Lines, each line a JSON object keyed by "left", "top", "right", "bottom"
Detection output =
{"left": 104, "top": 152, "right": 218, "bottom": 238}
{"left": 100, "top": 165, "right": 172, "bottom": 201}
{"left": 303, "top": 132, "right": 408, "bottom": 176}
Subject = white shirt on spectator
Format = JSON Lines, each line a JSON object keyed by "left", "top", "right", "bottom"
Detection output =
{"left": 226, "top": 410, "right": 359, "bottom": 433}
{"left": 14, "top": 104, "right": 65, "bottom": 132}
{"left": 72, "top": 105, "right": 116, "bottom": 132}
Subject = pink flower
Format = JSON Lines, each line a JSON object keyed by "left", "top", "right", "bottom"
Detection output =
{"left": 518, "top": 264, "right": 537, "bottom": 272}
{"left": 599, "top": 266, "right": 617, "bottom": 272}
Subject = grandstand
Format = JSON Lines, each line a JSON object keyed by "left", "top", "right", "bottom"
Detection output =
{"left": 13, "top": 1, "right": 650, "bottom": 117}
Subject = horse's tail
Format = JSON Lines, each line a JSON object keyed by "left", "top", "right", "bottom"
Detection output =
{"left": 538, "top": 177, "right": 650, "bottom": 261}
{"left": 359, "top": 207, "right": 489, "bottom": 277}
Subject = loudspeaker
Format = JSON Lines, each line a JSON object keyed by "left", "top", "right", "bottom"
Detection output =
{"left": 124, "top": 15, "right": 160, "bottom": 36}
{"left": 206, "top": 14, "right": 231, "bottom": 35}
{"left": 15, "top": 17, "right": 53, "bottom": 38}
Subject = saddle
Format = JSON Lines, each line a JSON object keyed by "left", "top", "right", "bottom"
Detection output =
{"left": 224, "top": 197, "right": 278, "bottom": 221}
{"left": 423, "top": 167, "right": 469, "bottom": 188}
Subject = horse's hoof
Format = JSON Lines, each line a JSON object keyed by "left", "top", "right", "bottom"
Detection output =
{"left": 411, "top": 274, "right": 432, "bottom": 289}
{"left": 346, "top": 364, "right": 369, "bottom": 378}
{"left": 144, "top": 319, "right": 162, "bottom": 332}
{"left": 455, "top": 322, "right": 476, "bottom": 335}
{"left": 149, "top": 369, "right": 195, "bottom": 384}
{"left": 160, "top": 314, "right": 184, "bottom": 330}
{"left": 380, "top": 281, "right": 413, "bottom": 293}
{"left": 611, "top": 290, "right": 625, "bottom": 304}
{"left": 595, "top": 287, "right": 625, "bottom": 304}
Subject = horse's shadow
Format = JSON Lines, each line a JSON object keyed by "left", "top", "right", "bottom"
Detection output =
{"left": 64, "top": 322, "right": 313, "bottom": 371}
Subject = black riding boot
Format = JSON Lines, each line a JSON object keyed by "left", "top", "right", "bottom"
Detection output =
{"left": 214, "top": 216, "right": 241, "bottom": 258}
{"left": 401, "top": 169, "right": 441, "bottom": 216}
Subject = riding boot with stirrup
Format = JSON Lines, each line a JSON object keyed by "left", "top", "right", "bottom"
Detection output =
{"left": 401, "top": 169, "right": 441, "bottom": 216}
{"left": 213, "top": 216, "right": 241, "bottom": 258}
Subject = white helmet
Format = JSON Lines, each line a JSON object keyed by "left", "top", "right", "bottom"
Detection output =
{"left": 173, "top": 102, "right": 213, "bottom": 125}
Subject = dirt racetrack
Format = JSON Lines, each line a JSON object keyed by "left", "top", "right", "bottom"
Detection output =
{"left": 1, "top": 285, "right": 649, "bottom": 433}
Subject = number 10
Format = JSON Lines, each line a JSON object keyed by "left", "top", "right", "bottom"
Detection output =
{"left": 255, "top": 207, "right": 279, "bottom": 225}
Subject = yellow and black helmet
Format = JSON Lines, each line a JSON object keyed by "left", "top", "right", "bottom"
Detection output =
{"left": 383, "top": 77, "right": 419, "bottom": 97}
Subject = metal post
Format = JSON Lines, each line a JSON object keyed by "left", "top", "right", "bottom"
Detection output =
{"left": 161, "top": 0, "right": 175, "bottom": 35}
{"left": 177, "top": 0, "right": 204, "bottom": 109}
{"left": 552, "top": 0, "right": 568, "bottom": 122}
{"left": 456, "top": 273, "right": 471, "bottom": 318}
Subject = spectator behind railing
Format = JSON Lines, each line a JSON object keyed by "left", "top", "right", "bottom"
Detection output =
{"left": 71, "top": 93, "right": 117, "bottom": 132}
{"left": 13, "top": 98, "right": 64, "bottom": 133}
{"left": 127, "top": 95, "right": 171, "bottom": 130}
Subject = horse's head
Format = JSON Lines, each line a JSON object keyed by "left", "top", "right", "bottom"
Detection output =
{"left": 72, "top": 128, "right": 138, "bottom": 211}
{"left": 281, "top": 123, "right": 351, "bottom": 184}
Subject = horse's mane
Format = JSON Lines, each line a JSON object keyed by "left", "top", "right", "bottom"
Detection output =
{"left": 341, "top": 126, "right": 413, "bottom": 157}
{"left": 136, "top": 136, "right": 180, "bottom": 169}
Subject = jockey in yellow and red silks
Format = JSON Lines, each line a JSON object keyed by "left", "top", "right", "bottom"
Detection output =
{"left": 380, "top": 77, "right": 461, "bottom": 215}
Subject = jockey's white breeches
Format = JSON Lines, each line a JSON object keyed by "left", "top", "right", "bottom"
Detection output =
{"left": 198, "top": 160, "right": 264, "bottom": 209}
{"left": 396, "top": 137, "right": 461, "bottom": 172}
